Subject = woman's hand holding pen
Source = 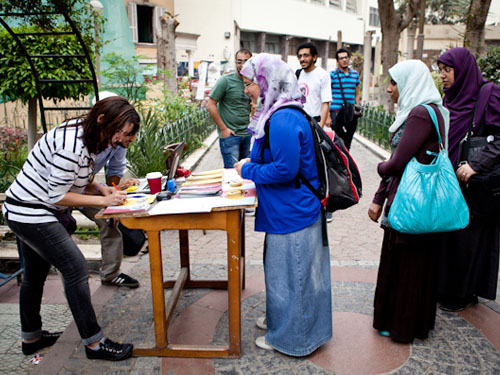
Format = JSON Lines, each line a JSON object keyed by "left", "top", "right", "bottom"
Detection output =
{"left": 234, "top": 158, "right": 250, "bottom": 177}
{"left": 104, "top": 190, "right": 127, "bottom": 206}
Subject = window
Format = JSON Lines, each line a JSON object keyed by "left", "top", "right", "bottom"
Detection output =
{"left": 369, "top": 7, "right": 380, "bottom": 27}
{"left": 240, "top": 32, "right": 256, "bottom": 52}
{"left": 127, "top": 3, "right": 165, "bottom": 44}
{"left": 346, "top": 0, "right": 357, "bottom": 13}
{"left": 265, "top": 34, "right": 280, "bottom": 54}
{"left": 329, "top": 0, "right": 341, "bottom": 8}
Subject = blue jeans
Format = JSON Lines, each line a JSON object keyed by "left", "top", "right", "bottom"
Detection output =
{"left": 219, "top": 135, "right": 251, "bottom": 168}
{"left": 5, "top": 215, "right": 103, "bottom": 345}
{"left": 263, "top": 215, "right": 332, "bottom": 356}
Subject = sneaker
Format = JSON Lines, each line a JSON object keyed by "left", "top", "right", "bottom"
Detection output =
{"left": 102, "top": 273, "right": 139, "bottom": 288}
{"left": 255, "top": 336, "right": 274, "bottom": 351}
{"left": 85, "top": 338, "right": 133, "bottom": 361}
{"left": 326, "top": 212, "right": 333, "bottom": 223}
{"left": 22, "top": 331, "right": 63, "bottom": 355}
{"left": 256, "top": 317, "right": 267, "bottom": 330}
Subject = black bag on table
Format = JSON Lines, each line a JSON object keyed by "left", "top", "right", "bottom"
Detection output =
{"left": 458, "top": 83, "right": 500, "bottom": 218}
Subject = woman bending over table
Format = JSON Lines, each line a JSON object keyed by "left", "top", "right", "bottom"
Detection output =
{"left": 2, "top": 96, "right": 139, "bottom": 361}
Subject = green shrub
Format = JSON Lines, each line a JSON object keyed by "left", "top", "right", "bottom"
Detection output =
{"left": 126, "top": 108, "right": 168, "bottom": 177}
{"left": 478, "top": 46, "right": 500, "bottom": 85}
{"left": 0, "top": 127, "right": 27, "bottom": 193}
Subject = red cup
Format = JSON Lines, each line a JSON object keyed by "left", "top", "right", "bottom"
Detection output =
{"left": 146, "top": 172, "right": 162, "bottom": 194}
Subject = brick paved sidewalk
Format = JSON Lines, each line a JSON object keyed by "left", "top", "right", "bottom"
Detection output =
{"left": 1, "top": 135, "right": 499, "bottom": 375}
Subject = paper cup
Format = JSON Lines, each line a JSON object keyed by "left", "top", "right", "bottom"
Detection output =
{"left": 146, "top": 172, "right": 162, "bottom": 194}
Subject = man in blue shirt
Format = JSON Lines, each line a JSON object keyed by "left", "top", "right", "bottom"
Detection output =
{"left": 330, "top": 48, "right": 360, "bottom": 150}
{"left": 79, "top": 145, "right": 140, "bottom": 288}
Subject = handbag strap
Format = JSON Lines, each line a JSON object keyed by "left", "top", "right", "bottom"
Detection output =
{"left": 336, "top": 70, "right": 347, "bottom": 104}
{"left": 466, "top": 83, "right": 487, "bottom": 140}
{"left": 421, "top": 104, "right": 443, "bottom": 148}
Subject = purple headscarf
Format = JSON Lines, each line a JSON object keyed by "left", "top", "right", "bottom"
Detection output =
{"left": 240, "top": 54, "right": 305, "bottom": 141}
{"left": 438, "top": 47, "right": 500, "bottom": 165}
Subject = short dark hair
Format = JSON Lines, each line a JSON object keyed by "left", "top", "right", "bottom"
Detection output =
{"left": 235, "top": 48, "right": 252, "bottom": 58}
{"left": 336, "top": 48, "right": 350, "bottom": 60}
{"left": 297, "top": 42, "right": 318, "bottom": 57}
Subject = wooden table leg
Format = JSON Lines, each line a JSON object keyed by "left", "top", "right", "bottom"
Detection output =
{"left": 147, "top": 230, "right": 168, "bottom": 347}
{"left": 226, "top": 210, "right": 242, "bottom": 356}
{"left": 240, "top": 209, "right": 246, "bottom": 290}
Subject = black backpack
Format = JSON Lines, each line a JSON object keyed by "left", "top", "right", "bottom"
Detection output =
{"left": 262, "top": 105, "right": 362, "bottom": 212}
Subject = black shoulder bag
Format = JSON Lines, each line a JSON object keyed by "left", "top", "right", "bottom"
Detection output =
{"left": 458, "top": 83, "right": 500, "bottom": 218}
{"left": 335, "top": 71, "right": 354, "bottom": 125}
{"left": 458, "top": 84, "right": 488, "bottom": 164}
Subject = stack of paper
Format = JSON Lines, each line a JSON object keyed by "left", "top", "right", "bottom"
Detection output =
{"left": 182, "top": 169, "right": 224, "bottom": 186}
{"left": 102, "top": 194, "right": 155, "bottom": 214}
{"left": 177, "top": 184, "right": 222, "bottom": 198}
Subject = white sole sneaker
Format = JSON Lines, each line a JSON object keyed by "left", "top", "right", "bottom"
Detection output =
{"left": 256, "top": 317, "right": 267, "bottom": 330}
{"left": 255, "top": 336, "right": 273, "bottom": 351}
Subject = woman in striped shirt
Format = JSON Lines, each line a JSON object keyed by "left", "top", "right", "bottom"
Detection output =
{"left": 2, "top": 96, "right": 139, "bottom": 361}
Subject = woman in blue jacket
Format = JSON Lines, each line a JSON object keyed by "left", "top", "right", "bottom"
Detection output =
{"left": 234, "top": 54, "right": 332, "bottom": 356}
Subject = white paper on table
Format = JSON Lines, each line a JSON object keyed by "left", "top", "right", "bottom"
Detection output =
{"left": 211, "top": 196, "right": 256, "bottom": 208}
{"left": 148, "top": 197, "right": 219, "bottom": 216}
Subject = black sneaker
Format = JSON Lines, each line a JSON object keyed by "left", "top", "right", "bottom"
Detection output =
{"left": 22, "top": 330, "right": 63, "bottom": 355}
{"left": 102, "top": 273, "right": 139, "bottom": 288}
{"left": 85, "top": 338, "right": 133, "bottom": 361}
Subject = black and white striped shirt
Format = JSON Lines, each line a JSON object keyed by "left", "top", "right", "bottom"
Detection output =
{"left": 2, "top": 121, "right": 94, "bottom": 223}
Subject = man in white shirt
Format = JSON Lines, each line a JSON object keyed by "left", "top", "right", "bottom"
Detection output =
{"left": 296, "top": 42, "right": 332, "bottom": 128}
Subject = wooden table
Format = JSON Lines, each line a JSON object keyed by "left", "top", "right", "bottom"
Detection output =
{"left": 97, "top": 205, "right": 247, "bottom": 358}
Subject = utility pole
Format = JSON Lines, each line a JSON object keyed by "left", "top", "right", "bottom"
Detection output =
{"left": 362, "top": 31, "right": 375, "bottom": 104}
{"left": 415, "top": 0, "right": 426, "bottom": 59}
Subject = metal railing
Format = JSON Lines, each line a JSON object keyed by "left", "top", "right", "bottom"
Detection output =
{"left": 357, "top": 106, "right": 395, "bottom": 151}
{"left": 159, "top": 107, "right": 215, "bottom": 147}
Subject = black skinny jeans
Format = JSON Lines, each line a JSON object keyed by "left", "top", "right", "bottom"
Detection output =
{"left": 6, "top": 215, "right": 103, "bottom": 345}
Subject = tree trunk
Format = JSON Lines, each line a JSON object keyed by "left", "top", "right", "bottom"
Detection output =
{"left": 158, "top": 15, "right": 179, "bottom": 94}
{"left": 464, "top": 0, "right": 492, "bottom": 58}
{"left": 27, "top": 97, "right": 37, "bottom": 151}
{"left": 377, "top": 0, "right": 419, "bottom": 111}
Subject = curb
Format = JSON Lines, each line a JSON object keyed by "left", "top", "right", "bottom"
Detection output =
{"left": 353, "top": 133, "right": 391, "bottom": 161}
{"left": 182, "top": 130, "right": 219, "bottom": 172}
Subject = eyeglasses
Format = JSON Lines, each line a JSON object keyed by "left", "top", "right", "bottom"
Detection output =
{"left": 236, "top": 59, "right": 249, "bottom": 64}
{"left": 244, "top": 81, "right": 256, "bottom": 89}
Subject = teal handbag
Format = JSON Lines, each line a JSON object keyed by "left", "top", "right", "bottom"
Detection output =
{"left": 388, "top": 104, "right": 470, "bottom": 234}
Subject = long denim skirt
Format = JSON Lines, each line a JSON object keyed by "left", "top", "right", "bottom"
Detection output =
{"left": 264, "top": 215, "right": 332, "bottom": 356}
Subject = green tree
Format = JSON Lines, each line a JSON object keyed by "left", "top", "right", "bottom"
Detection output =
{"left": 0, "top": 0, "right": 105, "bottom": 147}
{"left": 426, "top": 0, "right": 469, "bottom": 24}
{"left": 377, "top": 0, "right": 420, "bottom": 110}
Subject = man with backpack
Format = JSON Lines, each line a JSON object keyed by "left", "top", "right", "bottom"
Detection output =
{"left": 329, "top": 48, "right": 361, "bottom": 150}
{"left": 296, "top": 42, "right": 332, "bottom": 129}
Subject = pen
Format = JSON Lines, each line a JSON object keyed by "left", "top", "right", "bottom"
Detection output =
{"left": 112, "top": 182, "right": 127, "bottom": 204}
